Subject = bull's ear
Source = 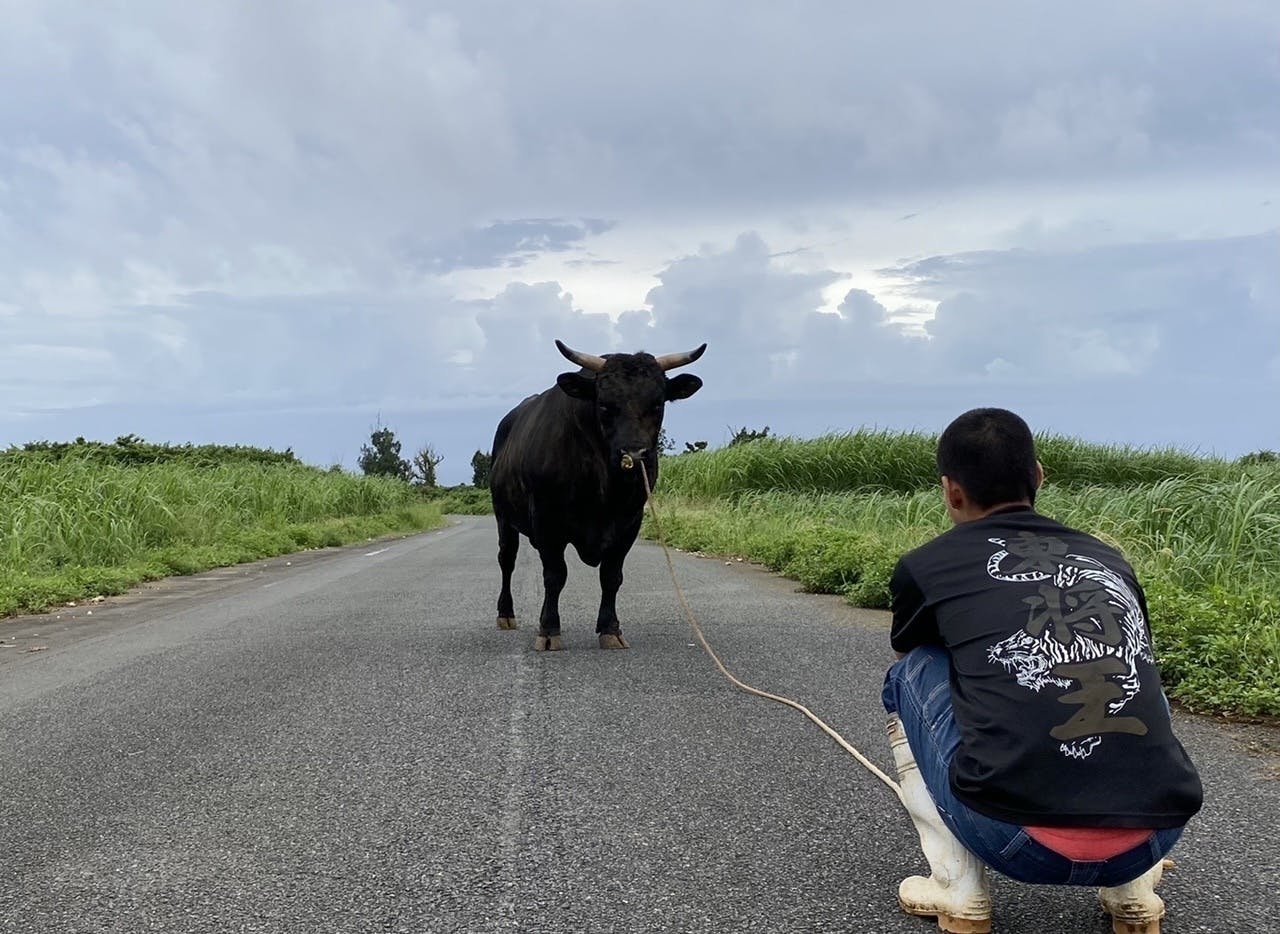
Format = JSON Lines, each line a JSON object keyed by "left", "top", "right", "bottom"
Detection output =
{"left": 665, "top": 374, "right": 702, "bottom": 401}
{"left": 557, "top": 371, "right": 596, "bottom": 400}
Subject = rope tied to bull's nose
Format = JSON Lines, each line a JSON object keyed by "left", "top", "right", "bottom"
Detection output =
{"left": 636, "top": 459, "right": 903, "bottom": 803}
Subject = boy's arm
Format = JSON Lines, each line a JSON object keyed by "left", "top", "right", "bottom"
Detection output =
{"left": 889, "top": 557, "right": 941, "bottom": 657}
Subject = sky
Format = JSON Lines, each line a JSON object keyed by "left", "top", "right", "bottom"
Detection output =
{"left": 1, "top": 1, "right": 1278, "bottom": 484}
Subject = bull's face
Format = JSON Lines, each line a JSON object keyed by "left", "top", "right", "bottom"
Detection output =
{"left": 554, "top": 341, "right": 705, "bottom": 475}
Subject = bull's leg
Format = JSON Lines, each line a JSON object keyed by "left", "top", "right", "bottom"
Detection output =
{"left": 534, "top": 544, "right": 568, "bottom": 652}
{"left": 495, "top": 519, "right": 519, "bottom": 630}
{"left": 596, "top": 550, "right": 629, "bottom": 649}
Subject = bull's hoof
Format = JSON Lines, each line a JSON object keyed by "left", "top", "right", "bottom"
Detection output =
{"left": 496, "top": 616, "right": 519, "bottom": 630}
{"left": 533, "top": 634, "right": 563, "bottom": 652}
{"left": 598, "top": 632, "right": 630, "bottom": 650}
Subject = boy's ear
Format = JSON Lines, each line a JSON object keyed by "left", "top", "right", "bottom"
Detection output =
{"left": 557, "top": 372, "right": 596, "bottom": 400}
{"left": 665, "top": 374, "right": 703, "bottom": 401}
{"left": 941, "top": 475, "right": 966, "bottom": 511}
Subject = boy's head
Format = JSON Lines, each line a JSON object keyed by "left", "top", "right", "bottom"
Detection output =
{"left": 937, "top": 408, "right": 1042, "bottom": 522}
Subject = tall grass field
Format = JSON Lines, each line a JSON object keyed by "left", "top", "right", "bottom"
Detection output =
{"left": 0, "top": 439, "right": 444, "bottom": 616}
{"left": 646, "top": 432, "right": 1280, "bottom": 719}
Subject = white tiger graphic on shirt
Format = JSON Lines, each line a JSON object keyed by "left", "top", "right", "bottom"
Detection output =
{"left": 985, "top": 533, "right": 1153, "bottom": 760}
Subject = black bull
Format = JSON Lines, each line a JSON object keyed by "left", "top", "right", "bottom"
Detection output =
{"left": 489, "top": 340, "right": 706, "bottom": 651}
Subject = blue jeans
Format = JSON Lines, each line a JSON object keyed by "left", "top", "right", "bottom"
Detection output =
{"left": 881, "top": 645, "right": 1185, "bottom": 887}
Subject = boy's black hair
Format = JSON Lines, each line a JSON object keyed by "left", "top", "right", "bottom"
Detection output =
{"left": 936, "top": 408, "right": 1039, "bottom": 509}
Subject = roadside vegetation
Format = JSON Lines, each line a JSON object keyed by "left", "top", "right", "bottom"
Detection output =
{"left": 426, "top": 484, "right": 493, "bottom": 515}
{"left": 0, "top": 437, "right": 443, "bottom": 617}
{"left": 645, "top": 432, "right": 1280, "bottom": 719}
{"left": 103, "top": 420, "right": 1268, "bottom": 718}
{"left": 419, "top": 447, "right": 494, "bottom": 515}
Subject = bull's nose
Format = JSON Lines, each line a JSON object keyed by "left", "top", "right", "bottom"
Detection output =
{"left": 620, "top": 448, "right": 648, "bottom": 470}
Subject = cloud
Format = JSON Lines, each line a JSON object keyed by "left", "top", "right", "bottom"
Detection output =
{"left": 617, "top": 232, "right": 847, "bottom": 387}
{"left": 641, "top": 229, "right": 1280, "bottom": 458}
{"left": 0, "top": 2, "right": 519, "bottom": 311}
{"left": 2, "top": 2, "right": 1279, "bottom": 473}
{"left": 0, "top": 286, "right": 484, "bottom": 418}
{"left": 469, "top": 281, "right": 614, "bottom": 394}
{"left": 401, "top": 218, "right": 615, "bottom": 273}
{"left": 3, "top": 2, "right": 1276, "bottom": 343}
{"left": 5, "top": 2, "right": 1278, "bottom": 303}
{"left": 886, "top": 232, "right": 1280, "bottom": 381}
{"left": 572, "top": 228, "right": 1280, "bottom": 422}
{"left": 794, "top": 290, "right": 928, "bottom": 383}
{"left": 6, "top": 224, "right": 1274, "bottom": 424}
{"left": 460, "top": 0, "right": 1280, "bottom": 205}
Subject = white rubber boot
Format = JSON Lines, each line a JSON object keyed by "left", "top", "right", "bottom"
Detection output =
{"left": 888, "top": 715, "right": 992, "bottom": 934}
{"left": 1099, "top": 859, "right": 1168, "bottom": 934}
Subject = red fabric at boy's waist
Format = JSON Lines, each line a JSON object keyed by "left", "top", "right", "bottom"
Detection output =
{"left": 1024, "top": 826, "right": 1154, "bottom": 861}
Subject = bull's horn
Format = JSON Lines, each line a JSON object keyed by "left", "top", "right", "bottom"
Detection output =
{"left": 555, "top": 340, "right": 607, "bottom": 372}
{"left": 655, "top": 343, "right": 707, "bottom": 371}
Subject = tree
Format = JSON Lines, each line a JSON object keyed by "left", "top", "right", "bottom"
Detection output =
{"left": 1239, "top": 449, "right": 1278, "bottom": 466}
{"left": 412, "top": 445, "right": 444, "bottom": 488}
{"left": 728, "top": 425, "right": 771, "bottom": 447}
{"left": 471, "top": 449, "right": 492, "bottom": 488}
{"left": 683, "top": 440, "right": 708, "bottom": 454}
{"left": 657, "top": 427, "right": 676, "bottom": 455}
{"left": 358, "top": 424, "right": 412, "bottom": 481}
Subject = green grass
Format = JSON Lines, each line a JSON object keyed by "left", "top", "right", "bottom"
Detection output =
{"left": 425, "top": 484, "right": 494, "bottom": 515}
{"left": 657, "top": 430, "right": 1245, "bottom": 499}
{"left": 646, "top": 435, "right": 1280, "bottom": 718}
{"left": 6, "top": 434, "right": 301, "bottom": 468}
{"left": 0, "top": 453, "right": 444, "bottom": 616}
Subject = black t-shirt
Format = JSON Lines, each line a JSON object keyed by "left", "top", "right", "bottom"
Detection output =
{"left": 890, "top": 506, "right": 1203, "bottom": 829}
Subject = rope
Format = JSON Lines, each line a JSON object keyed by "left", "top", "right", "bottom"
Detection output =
{"left": 638, "top": 461, "right": 903, "bottom": 803}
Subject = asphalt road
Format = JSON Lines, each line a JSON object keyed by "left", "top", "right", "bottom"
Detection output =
{"left": 1, "top": 517, "right": 1277, "bottom": 933}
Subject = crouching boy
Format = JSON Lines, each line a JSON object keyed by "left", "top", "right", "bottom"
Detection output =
{"left": 882, "top": 408, "right": 1202, "bottom": 934}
